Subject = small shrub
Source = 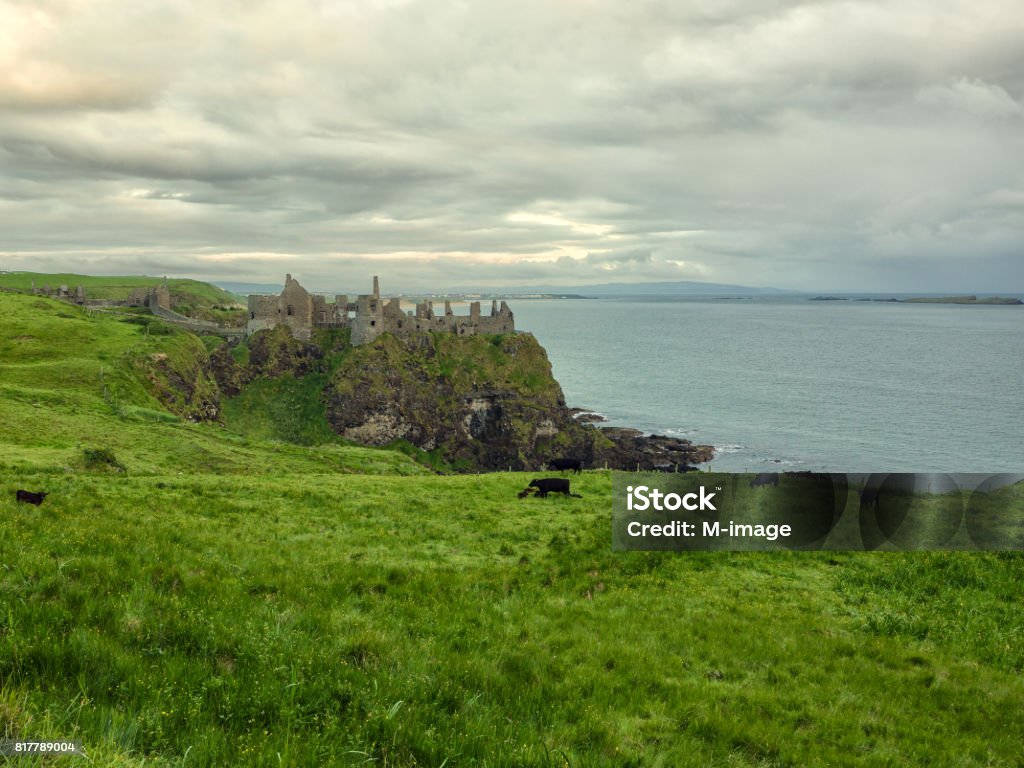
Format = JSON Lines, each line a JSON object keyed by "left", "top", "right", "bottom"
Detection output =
{"left": 200, "top": 335, "right": 225, "bottom": 352}
{"left": 230, "top": 343, "right": 250, "bottom": 365}
{"left": 82, "top": 447, "right": 126, "bottom": 472}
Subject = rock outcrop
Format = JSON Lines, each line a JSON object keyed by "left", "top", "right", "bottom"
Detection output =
{"left": 593, "top": 428, "right": 714, "bottom": 471}
{"left": 322, "top": 332, "right": 592, "bottom": 470}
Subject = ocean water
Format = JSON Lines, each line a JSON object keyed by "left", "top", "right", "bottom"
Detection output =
{"left": 512, "top": 297, "right": 1024, "bottom": 472}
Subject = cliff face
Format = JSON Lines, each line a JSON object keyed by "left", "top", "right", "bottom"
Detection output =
{"left": 322, "top": 333, "right": 592, "bottom": 470}
{"left": 140, "top": 324, "right": 715, "bottom": 471}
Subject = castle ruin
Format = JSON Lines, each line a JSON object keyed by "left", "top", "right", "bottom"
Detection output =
{"left": 127, "top": 279, "right": 171, "bottom": 311}
{"left": 32, "top": 281, "right": 86, "bottom": 304}
{"left": 246, "top": 275, "right": 515, "bottom": 345}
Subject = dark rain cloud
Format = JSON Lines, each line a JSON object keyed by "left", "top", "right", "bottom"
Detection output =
{"left": 1, "top": 0, "right": 1022, "bottom": 292}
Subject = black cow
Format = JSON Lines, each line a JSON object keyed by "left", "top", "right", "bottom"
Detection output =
{"left": 859, "top": 488, "right": 879, "bottom": 507}
{"left": 524, "top": 478, "right": 583, "bottom": 498}
{"left": 749, "top": 473, "right": 779, "bottom": 488}
{"left": 547, "top": 457, "right": 583, "bottom": 474}
{"left": 16, "top": 490, "right": 48, "bottom": 506}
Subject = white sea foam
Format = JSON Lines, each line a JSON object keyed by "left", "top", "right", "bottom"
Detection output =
{"left": 715, "top": 444, "right": 745, "bottom": 454}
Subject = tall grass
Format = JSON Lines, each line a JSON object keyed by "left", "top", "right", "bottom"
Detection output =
{"left": 1, "top": 472, "right": 1023, "bottom": 766}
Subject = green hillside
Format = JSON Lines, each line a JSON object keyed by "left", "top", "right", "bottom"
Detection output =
{"left": 0, "top": 293, "right": 423, "bottom": 476}
{"left": 1, "top": 289, "right": 1023, "bottom": 766}
{"left": 0, "top": 272, "right": 241, "bottom": 307}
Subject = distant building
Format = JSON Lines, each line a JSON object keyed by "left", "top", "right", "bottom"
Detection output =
{"left": 246, "top": 275, "right": 515, "bottom": 345}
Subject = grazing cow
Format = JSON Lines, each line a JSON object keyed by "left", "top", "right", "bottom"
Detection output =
{"left": 749, "top": 473, "right": 779, "bottom": 488}
{"left": 523, "top": 478, "right": 583, "bottom": 498}
{"left": 16, "top": 490, "right": 48, "bottom": 505}
{"left": 547, "top": 457, "right": 583, "bottom": 474}
{"left": 859, "top": 488, "right": 879, "bottom": 507}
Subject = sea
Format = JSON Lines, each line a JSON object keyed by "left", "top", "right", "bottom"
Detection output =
{"left": 511, "top": 296, "right": 1024, "bottom": 473}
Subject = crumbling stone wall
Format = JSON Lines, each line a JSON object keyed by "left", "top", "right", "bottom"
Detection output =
{"left": 246, "top": 273, "right": 349, "bottom": 341}
{"left": 127, "top": 280, "right": 171, "bottom": 311}
{"left": 248, "top": 275, "right": 515, "bottom": 345}
{"left": 32, "top": 281, "right": 86, "bottom": 304}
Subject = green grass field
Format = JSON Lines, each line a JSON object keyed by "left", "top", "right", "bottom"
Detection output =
{"left": 1, "top": 290, "right": 1023, "bottom": 766}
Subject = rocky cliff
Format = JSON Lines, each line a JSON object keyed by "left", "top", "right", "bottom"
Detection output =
{"left": 321, "top": 332, "right": 592, "bottom": 470}
{"left": 143, "top": 324, "right": 714, "bottom": 472}
{"left": 319, "top": 331, "right": 714, "bottom": 471}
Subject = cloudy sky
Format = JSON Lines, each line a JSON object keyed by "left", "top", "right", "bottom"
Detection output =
{"left": 1, "top": 0, "right": 1022, "bottom": 292}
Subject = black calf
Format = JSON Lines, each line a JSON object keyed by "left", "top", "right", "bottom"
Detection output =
{"left": 523, "top": 478, "right": 583, "bottom": 498}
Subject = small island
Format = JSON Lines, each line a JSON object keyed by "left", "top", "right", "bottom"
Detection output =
{"left": 810, "top": 295, "right": 1021, "bottom": 305}
{"left": 902, "top": 295, "right": 1022, "bottom": 305}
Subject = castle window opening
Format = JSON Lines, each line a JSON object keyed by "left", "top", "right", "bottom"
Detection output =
{"left": 287, "top": 305, "right": 293, "bottom": 316}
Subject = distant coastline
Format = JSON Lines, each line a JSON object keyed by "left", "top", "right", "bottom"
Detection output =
{"left": 810, "top": 295, "right": 1022, "bottom": 305}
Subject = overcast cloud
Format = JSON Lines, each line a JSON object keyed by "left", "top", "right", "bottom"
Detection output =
{"left": 1, "top": 0, "right": 1022, "bottom": 292}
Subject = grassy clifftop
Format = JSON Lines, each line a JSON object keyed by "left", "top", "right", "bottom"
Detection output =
{"left": 0, "top": 293, "right": 424, "bottom": 476}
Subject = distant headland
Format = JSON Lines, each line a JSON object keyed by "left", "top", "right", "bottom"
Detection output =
{"left": 810, "top": 295, "right": 1022, "bottom": 305}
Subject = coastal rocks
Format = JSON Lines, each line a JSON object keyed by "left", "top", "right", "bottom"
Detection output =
{"left": 570, "top": 408, "right": 607, "bottom": 424}
{"left": 594, "top": 427, "right": 714, "bottom": 471}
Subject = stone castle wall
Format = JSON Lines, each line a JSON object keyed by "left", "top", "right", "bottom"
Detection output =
{"left": 246, "top": 273, "right": 349, "bottom": 341}
{"left": 247, "top": 275, "right": 514, "bottom": 345}
{"left": 32, "top": 282, "right": 86, "bottom": 304}
{"left": 127, "top": 281, "right": 171, "bottom": 311}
